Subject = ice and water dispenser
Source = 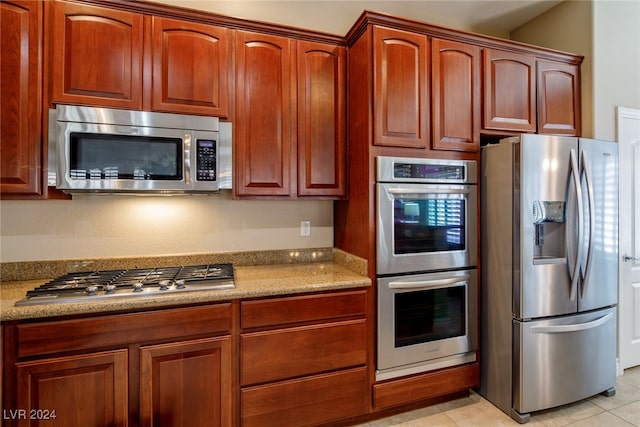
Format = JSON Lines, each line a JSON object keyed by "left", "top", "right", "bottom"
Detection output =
{"left": 532, "top": 200, "right": 566, "bottom": 261}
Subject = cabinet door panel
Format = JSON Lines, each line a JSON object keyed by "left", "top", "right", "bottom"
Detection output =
{"left": 0, "top": 0, "right": 42, "bottom": 196}
{"left": 431, "top": 38, "right": 480, "bottom": 152}
{"left": 235, "top": 31, "right": 294, "bottom": 196}
{"left": 483, "top": 49, "right": 536, "bottom": 132}
{"left": 50, "top": 0, "right": 143, "bottom": 109}
{"left": 537, "top": 60, "right": 580, "bottom": 135}
{"left": 373, "top": 26, "right": 428, "bottom": 148}
{"left": 297, "top": 41, "right": 346, "bottom": 197}
{"left": 15, "top": 350, "right": 128, "bottom": 427}
{"left": 151, "top": 17, "right": 230, "bottom": 117}
{"left": 241, "top": 319, "right": 367, "bottom": 385}
{"left": 241, "top": 367, "right": 369, "bottom": 427}
{"left": 140, "top": 337, "right": 232, "bottom": 427}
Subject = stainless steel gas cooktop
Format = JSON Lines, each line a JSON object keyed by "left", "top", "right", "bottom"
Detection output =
{"left": 15, "top": 264, "right": 235, "bottom": 306}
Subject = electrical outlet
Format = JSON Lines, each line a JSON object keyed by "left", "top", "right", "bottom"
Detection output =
{"left": 300, "top": 220, "right": 311, "bottom": 236}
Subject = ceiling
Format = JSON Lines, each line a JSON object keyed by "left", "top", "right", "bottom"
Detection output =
{"left": 397, "top": 0, "right": 565, "bottom": 34}
{"left": 152, "top": 0, "right": 565, "bottom": 37}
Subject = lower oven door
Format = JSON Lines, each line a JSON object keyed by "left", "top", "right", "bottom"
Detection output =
{"left": 377, "top": 269, "right": 478, "bottom": 381}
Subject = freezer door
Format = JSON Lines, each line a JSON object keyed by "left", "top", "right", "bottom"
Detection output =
{"left": 518, "top": 135, "right": 579, "bottom": 319}
{"left": 578, "top": 139, "right": 619, "bottom": 312}
{"left": 513, "top": 307, "right": 616, "bottom": 414}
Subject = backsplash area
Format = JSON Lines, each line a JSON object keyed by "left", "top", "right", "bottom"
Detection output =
{"left": 0, "top": 192, "right": 333, "bottom": 262}
{"left": 0, "top": 247, "right": 364, "bottom": 282}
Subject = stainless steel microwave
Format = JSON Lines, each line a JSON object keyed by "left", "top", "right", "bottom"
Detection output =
{"left": 48, "top": 105, "right": 231, "bottom": 194}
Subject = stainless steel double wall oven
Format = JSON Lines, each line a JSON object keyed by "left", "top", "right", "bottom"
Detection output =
{"left": 376, "top": 156, "right": 478, "bottom": 380}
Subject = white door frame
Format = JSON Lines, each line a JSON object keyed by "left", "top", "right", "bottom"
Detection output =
{"left": 617, "top": 106, "right": 640, "bottom": 372}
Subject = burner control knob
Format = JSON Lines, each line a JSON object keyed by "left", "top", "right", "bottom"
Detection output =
{"left": 133, "top": 282, "right": 144, "bottom": 293}
{"left": 86, "top": 285, "right": 97, "bottom": 296}
{"left": 175, "top": 279, "right": 186, "bottom": 289}
{"left": 105, "top": 284, "right": 116, "bottom": 294}
{"left": 159, "top": 280, "right": 170, "bottom": 291}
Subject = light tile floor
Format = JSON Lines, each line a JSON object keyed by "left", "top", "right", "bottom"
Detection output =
{"left": 354, "top": 366, "right": 640, "bottom": 427}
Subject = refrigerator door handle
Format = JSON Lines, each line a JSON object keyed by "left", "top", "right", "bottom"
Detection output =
{"left": 580, "top": 151, "right": 596, "bottom": 295}
{"left": 529, "top": 312, "right": 613, "bottom": 334}
{"left": 566, "top": 149, "right": 584, "bottom": 300}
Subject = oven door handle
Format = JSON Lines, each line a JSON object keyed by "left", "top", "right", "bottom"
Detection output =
{"left": 388, "top": 275, "right": 471, "bottom": 290}
{"left": 387, "top": 188, "right": 470, "bottom": 195}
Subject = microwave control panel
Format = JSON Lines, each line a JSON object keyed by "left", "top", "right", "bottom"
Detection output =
{"left": 196, "top": 139, "right": 217, "bottom": 181}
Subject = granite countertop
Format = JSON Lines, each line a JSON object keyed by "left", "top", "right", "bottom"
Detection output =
{"left": 0, "top": 249, "right": 371, "bottom": 322}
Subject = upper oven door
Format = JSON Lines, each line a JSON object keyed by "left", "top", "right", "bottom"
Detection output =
{"left": 377, "top": 182, "right": 477, "bottom": 275}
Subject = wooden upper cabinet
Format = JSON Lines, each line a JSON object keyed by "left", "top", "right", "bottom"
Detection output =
{"left": 297, "top": 41, "right": 346, "bottom": 197}
{"left": 0, "top": 0, "right": 42, "bottom": 197}
{"left": 431, "top": 38, "right": 480, "bottom": 152}
{"left": 373, "top": 26, "right": 429, "bottom": 148}
{"left": 49, "top": 0, "right": 143, "bottom": 109}
{"left": 15, "top": 350, "right": 129, "bottom": 427}
{"left": 483, "top": 49, "right": 536, "bottom": 132}
{"left": 234, "top": 31, "right": 294, "bottom": 197}
{"left": 150, "top": 17, "right": 231, "bottom": 117}
{"left": 537, "top": 60, "right": 581, "bottom": 135}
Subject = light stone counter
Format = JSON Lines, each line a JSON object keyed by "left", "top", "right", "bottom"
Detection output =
{"left": 0, "top": 249, "right": 370, "bottom": 322}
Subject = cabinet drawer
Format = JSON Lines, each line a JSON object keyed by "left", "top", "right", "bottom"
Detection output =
{"left": 241, "top": 319, "right": 366, "bottom": 385}
{"left": 373, "top": 362, "right": 479, "bottom": 409}
{"left": 17, "top": 304, "right": 231, "bottom": 358}
{"left": 241, "top": 290, "right": 366, "bottom": 329}
{"left": 241, "top": 366, "right": 369, "bottom": 427}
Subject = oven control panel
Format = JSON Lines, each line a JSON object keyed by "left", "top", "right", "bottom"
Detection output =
{"left": 393, "top": 163, "right": 465, "bottom": 180}
{"left": 196, "top": 139, "right": 217, "bottom": 181}
{"left": 377, "top": 156, "right": 477, "bottom": 184}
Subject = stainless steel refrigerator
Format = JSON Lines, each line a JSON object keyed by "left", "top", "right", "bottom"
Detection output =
{"left": 479, "top": 135, "right": 618, "bottom": 423}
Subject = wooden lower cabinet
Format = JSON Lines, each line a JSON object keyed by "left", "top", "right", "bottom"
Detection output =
{"left": 15, "top": 350, "right": 129, "bottom": 427}
{"left": 4, "top": 288, "right": 481, "bottom": 425}
{"left": 240, "top": 290, "right": 369, "bottom": 425}
{"left": 140, "top": 336, "right": 232, "bottom": 427}
{"left": 373, "top": 362, "right": 479, "bottom": 410}
{"left": 3, "top": 304, "right": 232, "bottom": 427}
{"left": 241, "top": 320, "right": 367, "bottom": 385}
{"left": 241, "top": 367, "right": 369, "bottom": 427}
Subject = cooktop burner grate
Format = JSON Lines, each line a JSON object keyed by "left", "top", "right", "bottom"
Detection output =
{"left": 16, "top": 264, "right": 235, "bottom": 306}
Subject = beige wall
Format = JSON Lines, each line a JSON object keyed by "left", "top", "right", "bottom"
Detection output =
{"left": 591, "top": 0, "right": 640, "bottom": 140}
{"left": 149, "top": 0, "right": 512, "bottom": 38}
{"left": 0, "top": 192, "right": 333, "bottom": 262}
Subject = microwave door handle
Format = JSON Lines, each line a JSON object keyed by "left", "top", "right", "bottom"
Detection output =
{"left": 388, "top": 275, "right": 471, "bottom": 290}
{"left": 387, "top": 188, "right": 470, "bottom": 195}
{"left": 184, "top": 133, "right": 191, "bottom": 185}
